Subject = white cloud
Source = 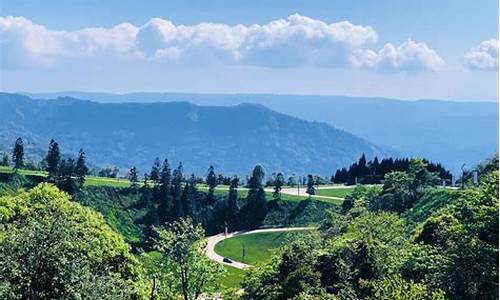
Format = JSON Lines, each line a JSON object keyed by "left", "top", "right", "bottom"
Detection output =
{"left": 464, "top": 39, "right": 499, "bottom": 71}
{"left": 0, "top": 14, "right": 443, "bottom": 72}
{"left": 351, "top": 39, "right": 445, "bottom": 72}
{"left": 0, "top": 16, "right": 139, "bottom": 68}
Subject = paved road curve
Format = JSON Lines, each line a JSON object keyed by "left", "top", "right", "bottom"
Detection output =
{"left": 205, "top": 227, "right": 315, "bottom": 269}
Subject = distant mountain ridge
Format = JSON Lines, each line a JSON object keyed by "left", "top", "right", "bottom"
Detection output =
{"left": 0, "top": 93, "right": 391, "bottom": 176}
{"left": 24, "top": 91, "right": 498, "bottom": 174}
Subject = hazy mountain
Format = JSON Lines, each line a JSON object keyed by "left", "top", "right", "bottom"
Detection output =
{"left": 25, "top": 92, "right": 498, "bottom": 174}
{"left": 0, "top": 93, "right": 391, "bottom": 176}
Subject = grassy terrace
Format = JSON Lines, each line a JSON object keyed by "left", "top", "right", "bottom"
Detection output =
{"left": 197, "top": 184, "right": 345, "bottom": 204}
{"left": 214, "top": 231, "right": 310, "bottom": 288}
{"left": 0, "top": 166, "right": 131, "bottom": 188}
{"left": 214, "top": 231, "right": 307, "bottom": 265}
{"left": 315, "top": 186, "right": 356, "bottom": 198}
{"left": 0, "top": 167, "right": 347, "bottom": 204}
{"left": 219, "top": 265, "right": 246, "bottom": 290}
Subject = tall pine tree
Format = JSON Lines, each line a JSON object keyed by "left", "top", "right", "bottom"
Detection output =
{"left": 128, "top": 166, "right": 139, "bottom": 190}
{"left": 46, "top": 139, "right": 60, "bottom": 180}
{"left": 171, "top": 162, "right": 184, "bottom": 219}
{"left": 74, "top": 149, "right": 88, "bottom": 188}
{"left": 273, "top": 172, "right": 284, "bottom": 201}
{"left": 206, "top": 165, "right": 218, "bottom": 203}
{"left": 12, "top": 137, "right": 24, "bottom": 171}
{"left": 245, "top": 165, "right": 267, "bottom": 228}
{"left": 150, "top": 158, "right": 161, "bottom": 184}
{"left": 306, "top": 174, "right": 315, "bottom": 197}
{"left": 227, "top": 175, "right": 239, "bottom": 227}
{"left": 158, "top": 159, "right": 173, "bottom": 224}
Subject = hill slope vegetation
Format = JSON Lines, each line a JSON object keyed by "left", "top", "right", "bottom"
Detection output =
{"left": 28, "top": 92, "right": 498, "bottom": 173}
{"left": 0, "top": 93, "right": 390, "bottom": 175}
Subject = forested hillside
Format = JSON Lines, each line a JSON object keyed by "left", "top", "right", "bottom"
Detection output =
{"left": 242, "top": 158, "right": 499, "bottom": 299}
{"left": 0, "top": 153, "right": 497, "bottom": 299}
{"left": 27, "top": 92, "right": 499, "bottom": 173}
{"left": 0, "top": 93, "right": 390, "bottom": 175}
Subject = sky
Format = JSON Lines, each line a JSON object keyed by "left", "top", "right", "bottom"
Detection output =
{"left": 0, "top": 0, "right": 498, "bottom": 101}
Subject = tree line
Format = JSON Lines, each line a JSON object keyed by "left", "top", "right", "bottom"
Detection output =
{"left": 331, "top": 153, "right": 452, "bottom": 185}
{"left": 132, "top": 159, "right": 268, "bottom": 242}
{"left": 7, "top": 137, "right": 89, "bottom": 195}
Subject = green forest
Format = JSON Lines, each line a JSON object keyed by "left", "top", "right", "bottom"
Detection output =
{"left": 0, "top": 137, "right": 497, "bottom": 299}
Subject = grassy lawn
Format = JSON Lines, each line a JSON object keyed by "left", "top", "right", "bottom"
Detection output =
{"left": 0, "top": 166, "right": 346, "bottom": 203}
{"left": 0, "top": 166, "right": 131, "bottom": 188}
{"left": 197, "top": 184, "right": 340, "bottom": 203}
{"left": 214, "top": 231, "right": 306, "bottom": 265}
{"left": 0, "top": 165, "right": 47, "bottom": 177}
{"left": 315, "top": 186, "right": 355, "bottom": 198}
{"left": 83, "top": 176, "right": 131, "bottom": 188}
{"left": 218, "top": 265, "right": 246, "bottom": 290}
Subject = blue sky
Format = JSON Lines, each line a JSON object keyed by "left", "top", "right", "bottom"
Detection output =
{"left": 1, "top": 0, "right": 498, "bottom": 101}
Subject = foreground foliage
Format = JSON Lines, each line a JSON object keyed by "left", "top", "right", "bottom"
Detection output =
{"left": 0, "top": 184, "right": 147, "bottom": 299}
{"left": 152, "top": 218, "right": 224, "bottom": 300}
{"left": 0, "top": 157, "right": 496, "bottom": 299}
{"left": 242, "top": 160, "right": 498, "bottom": 300}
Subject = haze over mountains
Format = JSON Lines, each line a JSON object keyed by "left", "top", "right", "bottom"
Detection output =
{"left": 0, "top": 93, "right": 391, "bottom": 176}
{"left": 25, "top": 91, "right": 499, "bottom": 174}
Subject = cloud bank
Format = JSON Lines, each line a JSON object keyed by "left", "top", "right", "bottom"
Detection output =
{"left": 464, "top": 39, "right": 499, "bottom": 71}
{"left": 0, "top": 14, "right": 444, "bottom": 72}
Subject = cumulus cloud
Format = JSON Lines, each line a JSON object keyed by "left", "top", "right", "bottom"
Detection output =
{"left": 464, "top": 39, "right": 499, "bottom": 71}
{"left": 351, "top": 39, "right": 445, "bottom": 72}
{"left": 0, "top": 14, "right": 443, "bottom": 72}
{"left": 0, "top": 16, "right": 139, "bottom": 68}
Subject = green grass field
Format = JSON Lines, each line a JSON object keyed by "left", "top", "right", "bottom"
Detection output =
{"left": 0, "top": 165, "right": 47, "bottom": 177}
{"left": 214, "top": 231, "right": 306, "bottom": 265}
{"left": 198, "top": 184, "right": 343, "bottom": 203}
{"left": 83, "top": 176, "right": 131, "bottom": 188}
{"left": 0, "top": 166, "right": 132, "bottom": 188}
{"left": 315, "top": 186, "right": 355, "bottom": 198}
{"left": 0, "top": 166, "right": 345, "bottom": 205}
{"left": 218, "top": 265, "right": 247, "bottom": 290}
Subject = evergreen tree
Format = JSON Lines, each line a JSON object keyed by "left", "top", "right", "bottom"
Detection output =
{"left": 245, "top": 165, "right": 267, "bottom": 228}
{"left": 143, "top": 173, "right": 149, "bottom": 187}
{"left": 306, "top": 174, "right": 315, "bottom": 197}
{"left": 371, "top": 156, "right": 380, "bottom": 174}
{"left": 150, "top": 158, "right": 161, "bottom": 183}
{"left": 128, "top": 166, "right": 139, "bottom": 189}
{"left": 45, "top": 139, "right": 60, "bottom": 180}
{"left": 181, "top": 184, "right": 190, "bottom": 218}
{"left": 333, "top": 169, "right": 341, "bottom": 183}
{"left": 206, "top": 165, "right": 218, "bottom": 199}
{"left": 158, "top": 159, "right": 173, "bottom": 224}
{"left": 273, "top": 172, "right": 285, "bottom": 201}
{"left": 227, "top": 175, "right": 239, "bottom": 226}
{"left": 183, "top": 174, "right": 198, "bottom": 215}
{"left": 160, "top": 159, "right": 171, "bottom": 185}
{"left": 12, "top": 137, "right": 24, "bottom": 171}
{"left": 171, "top": 162, "right": 184, "bottom": 219}
{"left": 74, "top": 149, "right": 88, "bottom": 188}
{"left": 56, "top": 158, "right": 77, "bottom": 195}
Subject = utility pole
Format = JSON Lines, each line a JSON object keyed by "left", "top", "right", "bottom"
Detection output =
{"left": 297, "top": 175, "right": 300, "bottom": 196}
{"left": 224, "top": 222, "right": 228, "bottom": 239}
{"left": 461, "top": 163, "right": 466, "bottom": 189}
{"left": 242, "top": 243, "right": 246, "bottom": 263}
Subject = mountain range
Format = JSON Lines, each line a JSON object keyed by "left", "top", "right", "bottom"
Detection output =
{"left": 0, "top": 93, "right": 391, "bottom": 176}
{"left": 25, "top": 92, "right": 499, "bottom": 174}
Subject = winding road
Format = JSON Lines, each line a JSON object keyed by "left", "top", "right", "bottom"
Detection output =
{"left": 205, "top": 227, "right": 315, "bottom": 269}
